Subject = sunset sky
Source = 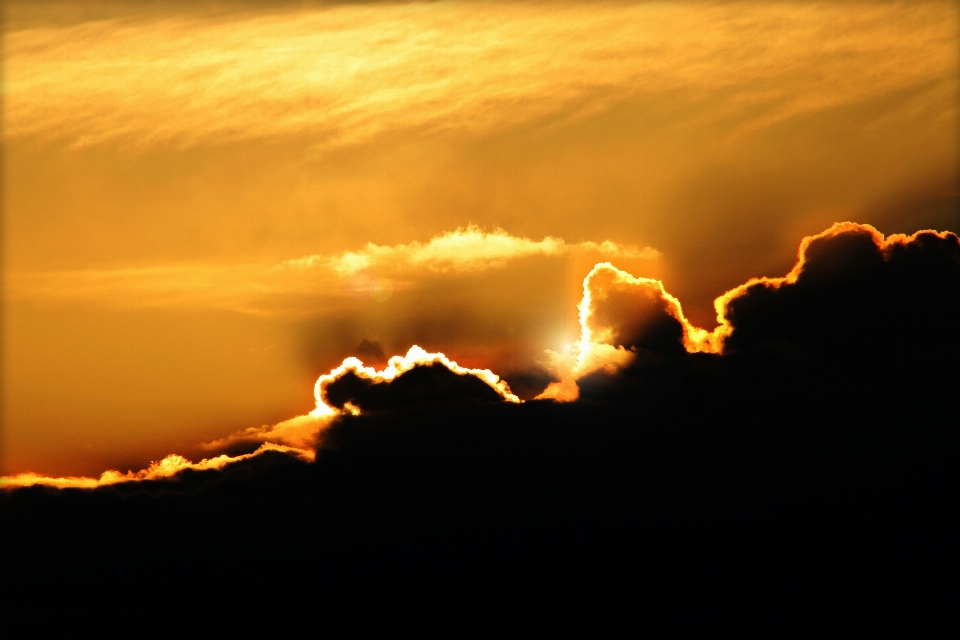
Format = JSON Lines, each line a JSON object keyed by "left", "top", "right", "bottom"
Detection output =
{"left": 4, "top": 0, "right": 958, "bottom": 477}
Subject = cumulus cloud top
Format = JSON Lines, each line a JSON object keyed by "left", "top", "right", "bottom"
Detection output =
{"left": 5, "top": 222, "right": 959, "bottom": 486}
{"left": 312, "top": 345, "right": 521, "bottom": 415}
{"left": 714, "top": 222, "right": 960, "bottom": 353}
{"left": 539, "top": 223, "right": 960, "bottom": 401}
{"left": 196, "top": 345, "right": 519, "bottom": 456}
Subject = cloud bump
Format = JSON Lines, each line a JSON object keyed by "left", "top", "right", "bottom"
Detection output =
{"left": 540, "top": 222, "right": 960, "bottom": 400}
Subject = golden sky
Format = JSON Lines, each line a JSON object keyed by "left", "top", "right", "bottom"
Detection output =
{"left": 3, "top": 0, "right": 959, "bottom": 476}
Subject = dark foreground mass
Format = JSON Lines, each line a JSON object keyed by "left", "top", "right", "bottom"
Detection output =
{"left": 3, "top": 225, "right": 960, "bottom": 636}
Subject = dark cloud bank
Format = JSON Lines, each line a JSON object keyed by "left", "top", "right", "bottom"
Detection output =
{"left": 4, "top": 225, "right": 960, "bottom": 635}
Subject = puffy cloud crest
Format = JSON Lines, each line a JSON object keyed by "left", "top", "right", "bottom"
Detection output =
{"left": 201, "top": 345, "right": 519, "bottom": 454}
{"left": 539, "top": 222, "right": 960, "bottom": 400}
{"left": 312, "top": 345, "right": 521, "bottom": 414}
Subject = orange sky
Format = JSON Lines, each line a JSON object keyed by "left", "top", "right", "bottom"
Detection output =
{"left": 3, "top": 0, "right": 958, "bottom": 476}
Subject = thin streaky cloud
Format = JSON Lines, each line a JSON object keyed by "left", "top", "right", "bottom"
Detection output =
{"left": 4, "top": 228, "right": 658, "bottom": 313}
{"left": 5, "top": 2, "right": 956, "bottom": 149}
{"left": 284, "top": 226, "right": 658, "bottom": 275}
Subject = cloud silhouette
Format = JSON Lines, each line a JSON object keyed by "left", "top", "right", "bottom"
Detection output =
{"left": 4, "top": 222, "right": 960, "bottom": 635}
{"left": 323, "top": 362, "right": 509, "bottom": 412}
{"left": 718, "top": 223, "right": 960, "bottom": 356}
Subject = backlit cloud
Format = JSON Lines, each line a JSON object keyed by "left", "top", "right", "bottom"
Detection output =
{"left": 0, "top": 442, "right": 313, "bottom": 490}
{"left": 200, "top": 345, "right": 518, "bottom": 454}
{"left": 539, "top": 222, "right": 960, "bottom": 400}
{"left": 3, "top": 221, "right": 958, "bottom": 486}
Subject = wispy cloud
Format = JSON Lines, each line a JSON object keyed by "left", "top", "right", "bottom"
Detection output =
{"left": 6, "top": 2, "right": 956, "bottom": 149}
{"left": 5, "top": 228, "right": 658, "bottom": 313}
{"left": 285, "top": 226, "right": 657, "bottom": 276}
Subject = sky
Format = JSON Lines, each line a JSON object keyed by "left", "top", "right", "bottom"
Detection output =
{"left": 3, "top": 0, "right": 959, "bottom": 477}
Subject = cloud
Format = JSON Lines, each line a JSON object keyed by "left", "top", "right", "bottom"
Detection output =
{"left": 4, "top": 221, "right": 960, "bottom": 633}
{"left": 354, "top": 339, "right": 387, "bottom": 364}
{"left": 5, "top": 227, "right": 657, "bottom": 315}
{"left": 289, "top": 226, "right": 657, "bottom": 276}
{"left": 716, "top": 222, "right": 960, "bottom": 355}
{"left": 200, "top": 413, "right": 330, "bottom": 454}
{"left": 1, "top": 342, "right": 517, "bottom": 487}
{"left": 538, "top": 262, "right": 719, "bottom": 400}
{"left": 5, "top": 221, "right": 956, "bottom": 483}
{"left": 540, "top": 222, "right": 960, "bottom": 400}
{"left": 197, "top": 344, "right": 518, "bottom": 454}
{"left": 323, "top": 362, "right": 509, "bottom": 412}
{"left": 312, "top": 345, "right": 520, "bottom": 414}
{"left": 5, "top": 3, "right": 956, "bottom": 149}
{"left": 0, "top": 442, "right": 313, "bottom": 490}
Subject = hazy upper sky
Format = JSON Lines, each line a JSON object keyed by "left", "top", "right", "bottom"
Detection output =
{"left": 4, "top": 0, "right": 958, "bottom": 475}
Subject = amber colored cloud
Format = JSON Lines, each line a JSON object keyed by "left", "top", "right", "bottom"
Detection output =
{"left": 0, "top": 442, "right": 313, "bottom": 490}
{"left": 2, "top": 344, "right": 518, "bottom": 487}
{"left": 287, "top": 226, "right": 657, "bottom": 276}
{"left": 4, "top": 221, "right": 957, "bottom": 486}
{"left": 5, "top": 227, "right": 655, "bottom": 314}
{"left": 5, "top": 2, "right": 956, "bottom": 149}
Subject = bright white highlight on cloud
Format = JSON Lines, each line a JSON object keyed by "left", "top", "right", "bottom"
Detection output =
{"left": 0, "top": 442, "right": 314, "bottom": 490}
{"left": 1, "top": 343, "right": 519, "bottom": 488}
{"left": 311, "top": 344, "right": 521, "bottom": 416}
{"left": 285, "top": 226, "right": 658, "bottom": 276}
{"left": 202, "top": 345, "right": 519, "bottom": 453}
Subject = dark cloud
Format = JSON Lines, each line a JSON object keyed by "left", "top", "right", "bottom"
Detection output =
{"left": 4, "top": 223, "right": 960, "bottom": 634}
{"left": 587, "top": 266, "right": 687, "bottom": 355}
{"left": 722, "top": 225, "right": 960, "bottom": 357}
{"left": 322, "top": 361, "right": 507, "bottom": 411}
{"left": 1, "top": 448, "right": 319, "bottom": 633}
{"left": 354, "top": 338, "right": 386, "bottom": 363}
{"left": 500, "top": 365, "right": 559, "bottom": 400}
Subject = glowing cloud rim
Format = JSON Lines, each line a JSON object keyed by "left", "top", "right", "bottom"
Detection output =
{"left": 538, "top": 222, "right": 959, "bottom": 400}
{"left": 0, "top": 443, "right": 314, "bottom": 490}
{"left": 4, "top": 222, "right": 955, "bottom": 488}
{"left": 311, "top": 345, "right": 521, "bottom": 416}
